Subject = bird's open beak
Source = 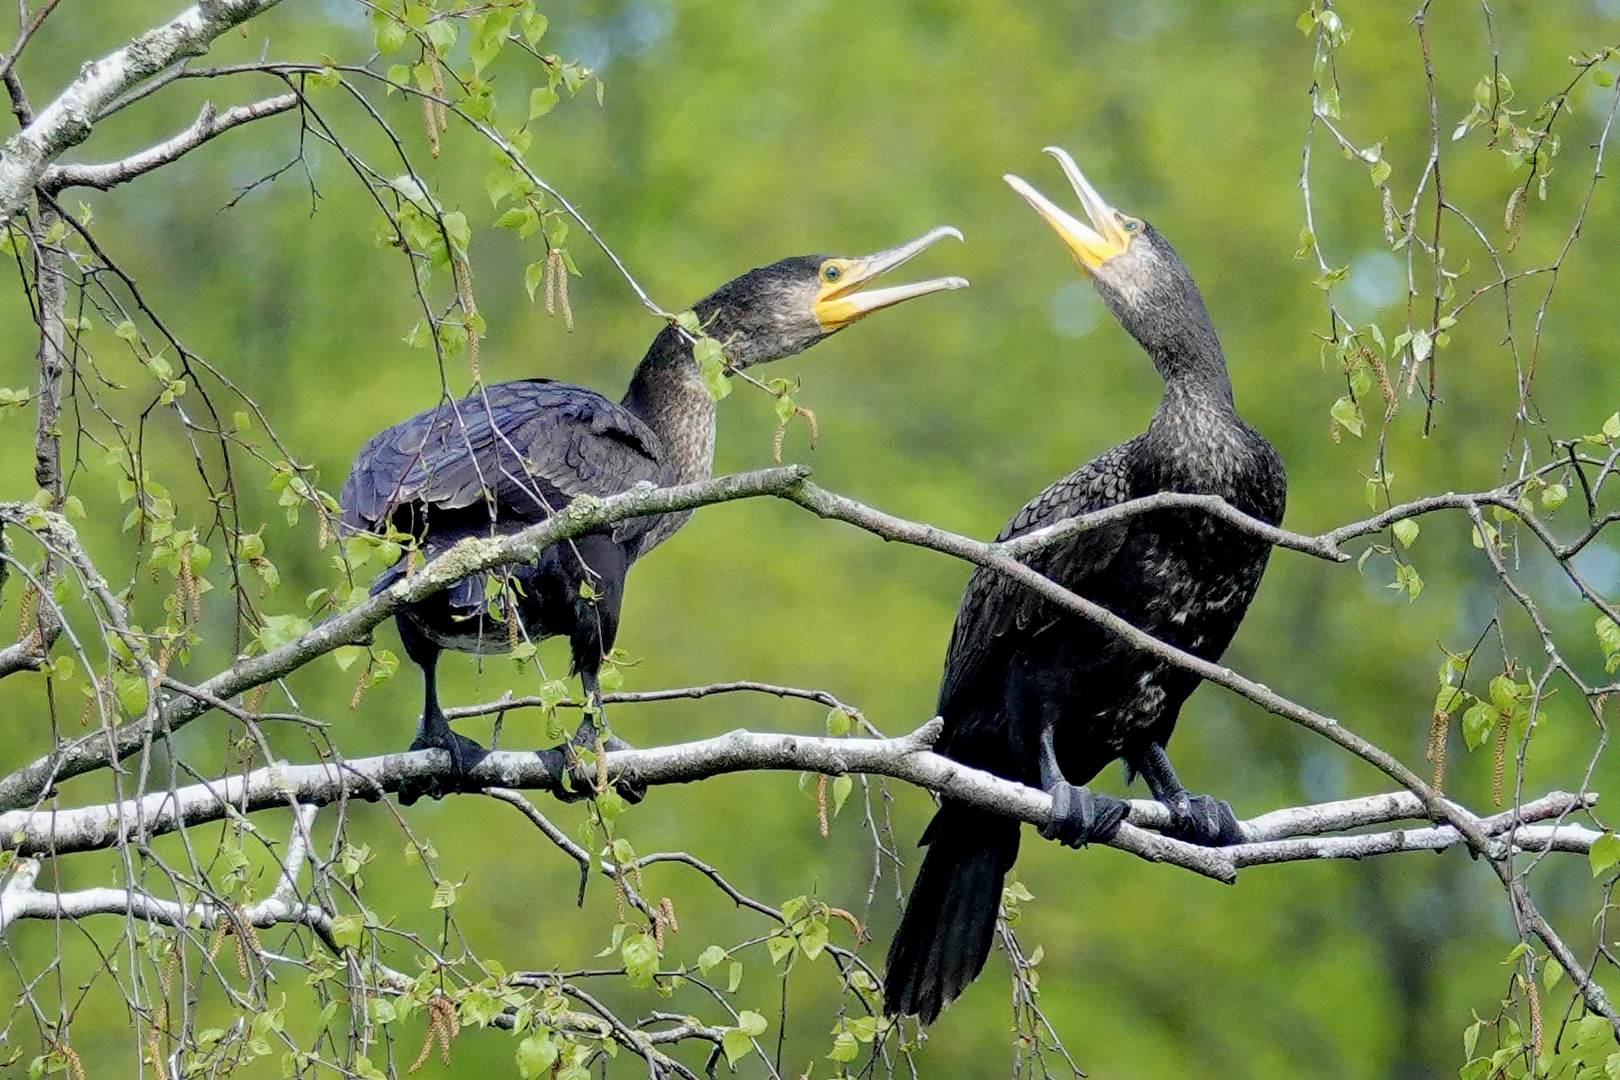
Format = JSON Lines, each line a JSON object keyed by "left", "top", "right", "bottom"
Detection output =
{"left": 813, "top": 226, "right": 970, "bottom": 331}
{"left": 1004, "top": 147, "right": 1134, "bottom": 273}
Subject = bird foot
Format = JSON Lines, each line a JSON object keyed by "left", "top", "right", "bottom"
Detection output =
{"left": 537, "top": 723, "right": 646, "bottom": 805}
{"left": 1160, "top": 790, "right": 1243, "bottom": 847}
{"left": 398, "top": 728, "right": 490, "bottom": 806}
{"left": 1039, "top": 782, "right": 1129, "bottom": 848}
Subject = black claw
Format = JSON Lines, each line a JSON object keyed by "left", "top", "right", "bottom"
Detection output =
{"left": 535, "top": 726, "right": 645, "bottom": 805}
{"left": 398, "top": 728, "right": 490, "bottom": 806}
{"left": 1039, "top": 782, "right": 1129, "bottom": 848}
{"left": 1162, "top": 792, "right": 1243, "bottom": 847}
{"left": 536, "top": 746, "right": 592, "bottom": 803}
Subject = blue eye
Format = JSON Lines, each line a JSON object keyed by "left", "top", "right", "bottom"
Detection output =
{"left": 1122, "top": 219, "right": 1141, "bottom": 233}
{"left": 822, "top": 264, "right": 842, "bottom": 283}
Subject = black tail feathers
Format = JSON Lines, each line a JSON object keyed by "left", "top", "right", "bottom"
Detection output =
{"left": 883, "top": 802, "right": 1020, "bottom": 1024}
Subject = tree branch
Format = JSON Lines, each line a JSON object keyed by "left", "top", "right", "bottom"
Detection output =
{"left": 777, "top": 479, "right": 1493, "bottom": 853}
{"left": 0, "top": 725, "right": 1597, "bottom": 887}
{"left": 0, "top": 466, "right": 811, "bottom": 811}
{"left": 0, "top": 0, "right": 285, "bottom": 227}
{"left": 39, "top": 92, "right": 299, "bottom": 193}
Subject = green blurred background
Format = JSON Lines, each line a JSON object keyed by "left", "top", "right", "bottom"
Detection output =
{"left": 3, "top": 0, "right": 1620, "bottom": 1076}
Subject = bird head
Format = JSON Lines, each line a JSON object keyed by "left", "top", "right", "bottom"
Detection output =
{"left": 1004, "top": 147, "right": 1218, "bottom": 373}
{"left": 691, "top": 226, "right": 969, "bottom": 368}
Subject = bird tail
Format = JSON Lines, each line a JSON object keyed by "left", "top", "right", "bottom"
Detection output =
{"left": 883, "top": 801, "right": 1021, "bottom": 1024}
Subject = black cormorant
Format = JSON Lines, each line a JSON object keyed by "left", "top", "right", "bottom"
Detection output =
{"left": 341, "top": 228, "right": 967, "bottom": 804}
{"left": 883, "top": 150, "right": 1286, "bottom": 1023}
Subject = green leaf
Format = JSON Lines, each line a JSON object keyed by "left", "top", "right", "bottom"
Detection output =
{"left": 765, "top": 932, "right": 795, "bottom": 966}
{"left": 1329, "top": 395, "right": 1365, "bottom": 437}
{"left": 1392, "top": 519, "right": 1419, "bottom": 548}
{"left": 622, "top": 932, "right": 658, "bottom": 987}
{"left": 1542, "top": 482, "right": 1568, "bottom": 510}
{"left": 831, "top": 774, "right": 853, "bottom": 816}
{"left": 693, "top": 336, "right": 731, "bottom": 400}
{"left": 113, "top": 670, "right": 149, "bottom": 716}
{"left": 827, "top": 1031, "right": 858, "bottom": 1062}
{"left": 529, "top": 86, "right": 559, "bottom": 120}
{"left": 1369, "top": 157, "right": 1392, "bottom": 185}
{"left": 1463, "top": 1019, "right": 1483, "bottom": 1059}
{"left": 255, "top": 613, "right": 312, "bottom": 652}
{"left": 424, "top": 19, "right": 457, "bottom": 52}
{"left": 525, "top": 260, "right": 546, "bottom": 301}
{"left": 468, "top": 10, "right": 512, "bottom": 73}
{"left": 1589, "top": 831, "right": 1620, "bottom": 877}
{"left": 330, "top": 914, "right": 363, "bottom": 949}
{"left": 696, "top": 944, "right": 727, "bottom": 973}
{"left": 1461, "top": 703, "right": 1494, "bottom": 750}
{"left": 726, "top": 958, "right": 743, "bottom": 992}
{"left": 722, "top": 1029, "right": 754, "bottom": 1066}
{"left": 1607, "top": 412, "right": 1620, "bottom": 442}
{"left": 1314, "top": 264, "right": 1349, "bottom": 290}
{"left": 798, "top": 919, "right": 829, "bottom": 960}
{"left": 1599, "top": 616, "right": 1620, "bottom": 672}
{"left": 430, "top": 880, "right": 458, "bottom": 908}
{"left": 516, "top": 1036, "right": 558, "bottom": 1079}
{"left": 1410, "top": 329, "right": 1433, "bottom": 364}
{"left": 372, "top": 12, "right": 408, "bottom": 53}
{"left": 442, "top": 211, "right": 471, "bottom": 257}
{"left": 1502, "top": 942, "right": 1533, "bottom": 965}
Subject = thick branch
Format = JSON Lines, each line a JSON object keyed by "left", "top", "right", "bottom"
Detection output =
{"left": 0, "top": 725, "right": 1596, "bottom": 886}
{"left": 777, "top": 480, "right": 1488, "bottom": 852}
{"left": 0, "top": 803, "right": 324, "bottom": 934}
{"left": 0, "top": 0, "right": 284, "bottom": 226}
{"left": 0, "top": 466, "right": 810, "bottom": 811}
{"left": 39, "top": 92, "right": 299, "bottom": 192}
{"left": 32, "top": 205, "right": 65, "bottom": 495}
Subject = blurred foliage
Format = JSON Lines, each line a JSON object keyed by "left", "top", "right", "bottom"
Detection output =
{"left": 3, "top": 0, "right": 1620, "bottom": 1077}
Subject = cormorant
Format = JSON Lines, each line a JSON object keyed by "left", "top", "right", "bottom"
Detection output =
{"left": 883, "top": 150, "right": 1286, "bottom": 1023}
{"left": 340, "top": 228, "right": 966, "bottom": 805}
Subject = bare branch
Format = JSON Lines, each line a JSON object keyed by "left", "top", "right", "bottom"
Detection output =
{"left": 0, "top": 0, "right": 285, "bottom": 226}
{"left": 0, "top": 466, "right": 812, "bottom": 810}
{"left": 39, "top": 92, "right": 298, "bottom": 193}
{"left": 0, "top": 724, "right": 1597, "bottom": 885}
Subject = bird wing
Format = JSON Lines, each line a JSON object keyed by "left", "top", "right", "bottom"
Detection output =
{"left": 339, "top": 379, "right": 672, "bottom": 539}
{"left": 935, "top": 438, "right": 1140, "bottom": 717}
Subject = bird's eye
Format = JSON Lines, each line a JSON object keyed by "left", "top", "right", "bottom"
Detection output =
{"left": 1121, "top": 218, "right": 1141, "bottom": 234}
{"left": 822, "top": 264, "right": 843, "bottom": 283}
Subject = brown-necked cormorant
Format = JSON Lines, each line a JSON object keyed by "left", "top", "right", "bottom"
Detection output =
{"left": 341, "top": 228, "right": 967, "bottom": 805}
{"left": 883, "top": 150, "right": 1286, "bottom": 1023}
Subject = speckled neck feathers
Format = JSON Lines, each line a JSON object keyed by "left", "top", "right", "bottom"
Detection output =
{"left": 621, "top": 325, "right": 719, "bottom": 488}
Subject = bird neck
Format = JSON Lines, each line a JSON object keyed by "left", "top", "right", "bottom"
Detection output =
{"left": 1141, "top": 318, "right": 1252, "bottom": 489}
{"left": 621, "top": 325, "right": 718, "bottom": 487}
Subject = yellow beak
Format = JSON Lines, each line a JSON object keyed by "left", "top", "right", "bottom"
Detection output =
{"left": 812, "top": 226, "right": 970, "bottom": 331}
{"left": 1004, "top": 147, "right": 1134, "bottom": 272}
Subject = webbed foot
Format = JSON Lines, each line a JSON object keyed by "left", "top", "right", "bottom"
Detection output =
{"left": 1038, "top": 782, "right": 1129, "bottom": 848}
{"left": 398, "top": 727, "right": 490, "bottom": 806}
{"left": 1160, "top": 790, "right": 1244, "bottom": 847}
